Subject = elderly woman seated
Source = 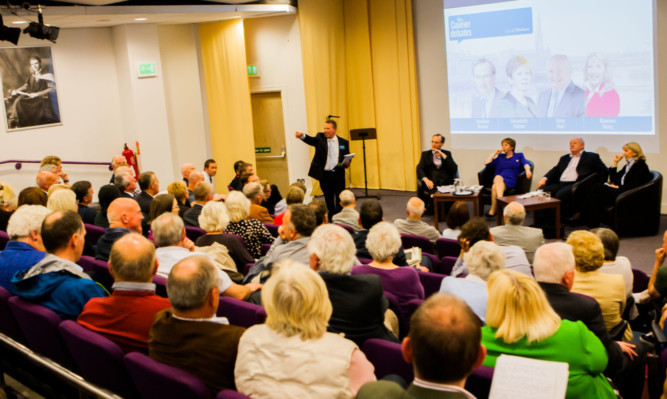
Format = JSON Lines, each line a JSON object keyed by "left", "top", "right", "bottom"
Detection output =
{"left": 235, "top": 260, "right": 376, "bottom": 398}
{"left": 223, "top": 191, "right": 274, "bottom": 259}
{"left": 308, "top": 224, "right": 399, "bottom": 347}
{"left": 440, "top": 240, "right": 504, "bottom": 322}
{"left": 567, "top": 230, "right": 631, "bottom": 342}
{"left": 482, "top": 269, "right": 615, "bottom": 398}
{"left": 351, "top": 222, "right": 424, "bottom": 317}
{"left": 195, "top": 201, "right": 254, "bottom": 272}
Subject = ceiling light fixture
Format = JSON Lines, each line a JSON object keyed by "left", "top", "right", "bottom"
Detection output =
{"left": 23, "top": 10, "right": 59, "bottom": 43}
{"left": 0, "top": 15, "right": 21, "bottom": 45}
{"left": 134, "top": 18, "right": 147, "bottom": 21}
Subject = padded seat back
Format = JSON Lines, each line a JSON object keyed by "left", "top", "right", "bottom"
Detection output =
{"left": 185, "top": 226, "right": 206, "bottom": 242}
{"left": 0, "top": 230, "right": 8, "bottom": 250}
{"left": 217, "top": 296, "right": 266, "bottom": 328}
{"left": 400, "top": 233, "right": 435, "bottom": 255}
{"left": 0, "top": 286, "right": 25, "bottom": 343}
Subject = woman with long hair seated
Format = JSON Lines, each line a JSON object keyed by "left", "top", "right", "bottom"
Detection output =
{"left": 235, "top": 259, "right": 376, "bottom": 398}
{"left": 482, "top": 269, "right": 615, "bottom": 398}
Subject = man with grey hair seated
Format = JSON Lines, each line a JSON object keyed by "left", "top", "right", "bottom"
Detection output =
{"left": 36, "top": 170, "right": 58, "bottom": 194}
{"left": 244, "top": 181, "right": 273, "bottom": 224}
{"left": 109, "top": 155, "right": 127, "bottom": 183}
{"left": 0, "top": 205, "right": 51, "bottom": 290}
{"left": 331, "top": 189, "right": 360, "bottom": 233}
{"left": 183, "top": 181, "right": 214, "bottom": 227}
{"left": 308, "top": 224, "right": 398, "bottom": 347}
{"left": 152, "top": 212, "right": 259, "bottom": 300}
{"left": 490, "top": 201, "right": 544, "bottom": 264}
{"left": 393, "top": 197, "right": 441, "bottom": 243}
{"left": 114, "top": 170, "right": 138, "bottom": 199}
{"left": 535, "top": 242, "right": 646, "bottom": 399}
{"left": 149, "top": 255, "right": 246, "bottom": 393}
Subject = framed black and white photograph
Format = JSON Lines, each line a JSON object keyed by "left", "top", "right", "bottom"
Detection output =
{"left": 0, "top": 46, "right": 61, "bottom": 131}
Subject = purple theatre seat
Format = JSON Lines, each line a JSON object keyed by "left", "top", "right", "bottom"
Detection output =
{"left": 632, "top": 268, "right": 649, "bottom": 293}
{"left": 59, "top": 320, "right": 137, "bottom": 398}
{"left": 0, "top": 286, "right": 25, "bottom": 343}
{"left": 124, "top": 351, "right": 213, "bottom": 399}
{"left": 400, "top": 233, "right": 436, "bottom": 255}
{"left": 405, "top": 298, "right": 424, "bottom": 321}
{"left": 434, "top": 256, "right": 458, "bottom": 276}
{"left": 436, "top": 237, "right": 460, "bottom": 258}
{"left": 76, "top": 255, "right": 97, "bottom": 274}
{"left": 0, "top": 230, "right": 8, "bottom": 250}
{"left": 83, "top": 223, "right": 106, "bottom": 247}
{"left": 217, "top": 296, "right": 266, "bottom": 328}
{"left": 185, "top": 226, "right": 206, "bottom": 242}
{"left": 416, "top": 271, "right": 445, "bottom": 298}
{"left": 466, "top": 365, "right": 494, "bottom": 398}
{"left": 90, "top": 258, "right": 114, "bottom": 291}
{"left": 260, "top": 243, "right": 271, "bottom": 257}
{"left": 8, "top": 296, "right": 76, "bottom": 370}
{"left": 264, "top": 223, "right": 279, "bottom": 237}
{"left": 361, "top": 338, "right": 414, "bottom": 383}
{"left": 153, "top": 275, "right": 167, "bottom": 298}
{"left": 384, "top": 291, "right": 409, "bottom": 339}
{"left": 223, "top": 233, "right": 249, "bottom": 252}
{"left": 217, "top": 390, "right": 251, "bottom": 399}
{"left": 334, "top": 223, "right": 355, "bottom": 235}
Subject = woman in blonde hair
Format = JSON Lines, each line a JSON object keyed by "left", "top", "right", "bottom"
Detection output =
{"left": 482, "top": 269, "right": 615, "bottom": 398}
{"left": 46, "top": 189, "right": 77, "bottom": 213}
{"left": 584, "top": 53, "right": 620, "bottom": 117}
{"left": 235, "top": 260, "right": 375, "bottom": 398}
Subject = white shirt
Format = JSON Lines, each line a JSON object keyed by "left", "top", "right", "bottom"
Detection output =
{"left": 155, "top": 246, "right": 233, "bottom": 292}
{"left": 326, "top": 136, "right": 340, "bottom": 171}
{"left": 560, "top": 151, "right": 582, "bottom": 182}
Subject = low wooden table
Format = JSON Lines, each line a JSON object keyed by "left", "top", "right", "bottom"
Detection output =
{"left": 496, "top": 194, "right": 562, "bottom": 239}
{"left": 433, "top": 191, "right": 483, "bottom": 231}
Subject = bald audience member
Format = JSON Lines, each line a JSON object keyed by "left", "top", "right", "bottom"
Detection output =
{"left": 149, "top": 255, "right": 246, "bottom": 393}
{"left": 96, "top": 198, "right": 144, "bottom": 261}
{"left": 36, "top": 171, "right": 58, "bottom": 194}
{"left": 78, "top": 233, "right": 170, "bottom": 353}
{"left": 331, "top": 189, "right": 360, "bottom": 233}
{"left": 181, "top": 163, "right": 195, "bottom": 185}
{"left": 244, "top": 181, "right": 273, "bottom": 224}
{"left": 183, "top": 181, "right": 214, "bottom": 227}
{"left": 393, "top": 197, "right": 441, "bottom": 243}
{"left": 357, "top": 293, "right": 485, "bottom": 398}
{"left": 490, "top": 201, "right": 544, "bottom": 264}
{"left": 187, "top": 170, "right": 204, "bottom": 203}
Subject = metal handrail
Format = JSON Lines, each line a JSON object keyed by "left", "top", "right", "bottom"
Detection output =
{"left": 0, "top": 160, "right": 112, "bottom": 171}
{"left": 256, "top": 146, "right": 286, "bottom": 160}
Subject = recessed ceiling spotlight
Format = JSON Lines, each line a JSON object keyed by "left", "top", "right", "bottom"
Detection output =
{"left": 12, "top": 21, "right": 27, "bottom": 25}
{"left": 135, "top": 18, "right": 147, "bottom": 21}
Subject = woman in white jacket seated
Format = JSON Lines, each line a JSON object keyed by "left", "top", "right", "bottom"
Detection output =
{"left": 234, "top": 259, "right": 376, "bottom": 398}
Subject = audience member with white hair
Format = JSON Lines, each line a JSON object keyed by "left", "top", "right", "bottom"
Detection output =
{"left": 0, "top": 205, "right": 51, "bottom": 290}
{"left": 440, "top": 240, "right": 505, "bottom": 321}
{"left": 224, "top": 191, "right": 274, "bottom": 259}
{"left": 490, "top": 201, "right": 544, "bottom": 264}
{"left": 109, "top": 155, "right": 127, "bottom": 183}
{"left": 114, "top": 170, "right": 138, "bottom": 199}
{"left": 393, "top": 197, "right": 441, "bottom": 243}
{"left": 243, "top": 181, "right": 274, "bottom": 224}
{"left": 308, "top": 224, "right": 398, "bottom": 347}
{"left": 46, "top": 188, "right": 77, "bottom": 213}
{"left": 351, "top": 222, "right": 424, "bottom": 318}
{"left": 235, "top": 259, "right": 376, "bottom": 398}
{"left": 331, "top": 189, "right": 361, "bottom": 233}
{"left": 0, "top": 182, "right": 18, "bottom": 231}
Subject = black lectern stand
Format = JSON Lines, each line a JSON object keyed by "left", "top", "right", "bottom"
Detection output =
{"left": 350, "top": 128, "right": 379, "bottom": 199}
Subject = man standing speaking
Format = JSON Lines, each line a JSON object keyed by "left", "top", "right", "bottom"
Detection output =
{"left": 296, "top": 119, "right": 350, "bottom": 219}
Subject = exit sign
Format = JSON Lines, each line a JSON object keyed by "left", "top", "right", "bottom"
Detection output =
{"left": 255, "top": 147, "right": 271, "bottom": 153}
{"left": 138, "top": 62, "right": 157, "bottom": 78}
{"left": 247, "top": 65, "right": 258, "bottom": 76}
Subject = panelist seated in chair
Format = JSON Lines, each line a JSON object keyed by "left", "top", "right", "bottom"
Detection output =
{"left": 584, "top": 142, "right": 652, "bottom": 228}
{"left": 416, "top": 134, "right": 457, "bottom": 214}
{"left": 483, "top": 137, "right": 532, "bottom": 218}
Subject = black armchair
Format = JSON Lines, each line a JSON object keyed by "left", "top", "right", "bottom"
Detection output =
{"left": 477, "top": 160, "right": 534, "bottom": 205}
{"left": 601, "top": 171, "right": 662, "bottom": 237}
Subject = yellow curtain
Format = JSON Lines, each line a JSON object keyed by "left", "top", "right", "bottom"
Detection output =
{"left": 199, "top": 20, "right": 256, "bottom": 191}
{"left": 298, "top": 0, "right": 420, "bottom": 192}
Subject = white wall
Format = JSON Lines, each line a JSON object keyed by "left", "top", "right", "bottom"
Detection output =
{"left": 244, "top": 15, "right": 311, "bottom": 189}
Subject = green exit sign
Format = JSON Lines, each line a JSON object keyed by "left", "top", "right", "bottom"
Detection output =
{"left": 138, "top": 62, "right": 157, "bottom": 78}
{"left": 255, "top": 147, "right": 271, "bottom": 153}
{"left": 247, "top": 65, "right": 258, "bottom": 76}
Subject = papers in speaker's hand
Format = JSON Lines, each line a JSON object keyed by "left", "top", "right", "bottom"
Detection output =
{"left": 489, "top": 355, "right": 569, "bottom": 399}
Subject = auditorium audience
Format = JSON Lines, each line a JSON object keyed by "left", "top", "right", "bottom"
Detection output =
{"left": 202, "top": 159, "right": 217, "bottom": 186}
{"left": 12, "top": 210, "right": 107, "bottom": 320}
{"left": 440, "top": 240, "right": 504, "bottom": 322}
{"left": 183, "top": 181, "right": 213, "bottom": 227}
{"left": 224, "top": 191, "right": 274, "bottom": 259}
{"left": 167, "top": 180, "right": 191, "bottom": 217}
{"left": 483, "top": 137, "right": 532, "bottom": 217}
{"left": 93, "top": 184, "right": 121, "bottom": 228}
{"left": 354, "top": 199, "right": 408, "bottom": 266}
{"left": 187, "top": 170, "right": 204, "bottom": 203}
{"left": 490, "top": 201, "right": 544, "bottom": 264}
{"left": 235, "top": 259, "right": 376, "bottom": 398}
{"left": 441, "top": 200, "right": 469, "bottom": 239}
{"left": 0, "top": 205, "right": 50, "bottom": 291}
{"left": 180, "top": 163, "right": 195, "bottom": 186}
{"left": 149, "top": 255, "right": 245, "bottom": 393}
{"left": 567, "top": 230, "right": 632, "bottom": 342}
{"left": 357, "top": 293, "right": 485, "bottom": 398}
{"left": 592, "top": 227, "right": 633, "bottom": 298}
{"left": 351, "top": 222, "right": 424, "bottom": 318}
{"left": 331, "top": 189, "right": 360, "bottom": 233}
{"left": 196, "top": 201, "right": 254, "bottom": 273}
{"left": 308, "top": 224, "right": 398, "bottom": 346}
{"left": 95, "top": 198, "right": 143, "bottom": 261}
{"left": 273, "top": 184, "right": 305, "bottom": 225}
{"left": 36, "top": 170, "right": 58, "bottom": 194}
{"left": 18, "top": 186, "right": 47, "bottom": 207}
{"left": 393, "top": 197, "right": 440, "bottom": 243}
{"left": 71, "top": 181, "right": 96, "bottom": 225}
{"left": 77, "top": 233, "right": 170, "bottom": 354}
{"left": 46, "top": 188, "right": 77, "bottom": 213}
{"left": 534, "top": 242, "right": 647, "bottom": 399}
{"left": 308, "top": 198, "right": 328, "bottom": 226}
{"left": 0, "top": 182, "right": 17, "bottom": 231}
{"left": 243, "top": 181, "right": 273, "bottom": 224}
{"left": 482, "top": 269, "right": 615, "bottom": 398}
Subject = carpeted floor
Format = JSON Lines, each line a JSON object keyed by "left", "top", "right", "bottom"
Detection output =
{"left": 343, "top": 188, "right": 664, "bottom": 275}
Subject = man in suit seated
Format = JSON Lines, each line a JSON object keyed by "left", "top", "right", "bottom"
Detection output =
{"left": 470, "top": 58, "right": 503, "bottom": 118}
{"left": 416, "top": 134, "right": 457, "bottom": 214}
{"left": 537, "top": 137, "right": 607, "bottom": 219}
{"left": 96, "top": 198, "right": 144, "bottom": 261}
{"left": 394, "top": 197, "right": 441, "bottom": 244}
{"left": 149, "top": 255, "right": 246, "bottom": 393}
{"left": 534, "top": 242, "right": 647, "bottom": 399}
{"left": 331, "top": 189, "right": 360, "bottom": 233}
{"left": 183, "top": 181, "right": 213, "bottom": 227}
{"left": 357, "top": 293, "right": 486, "bottom": 398}
{"left": 243, "top": 182, "right": 273, "bottom": 224}
{"left": 137, "top": 171, "right": 159, "bottom": 235}
{"left": 490, "top": 201, "right": 544, "bottom": 264}
{"left": 114, "top": 169, "right": 138, "bottom": 199}
{"left": 537, "top": 55, "right": 586, "bottom": 118}
{"left": 71, "top": 181, "right": 97, "bottom": 225}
